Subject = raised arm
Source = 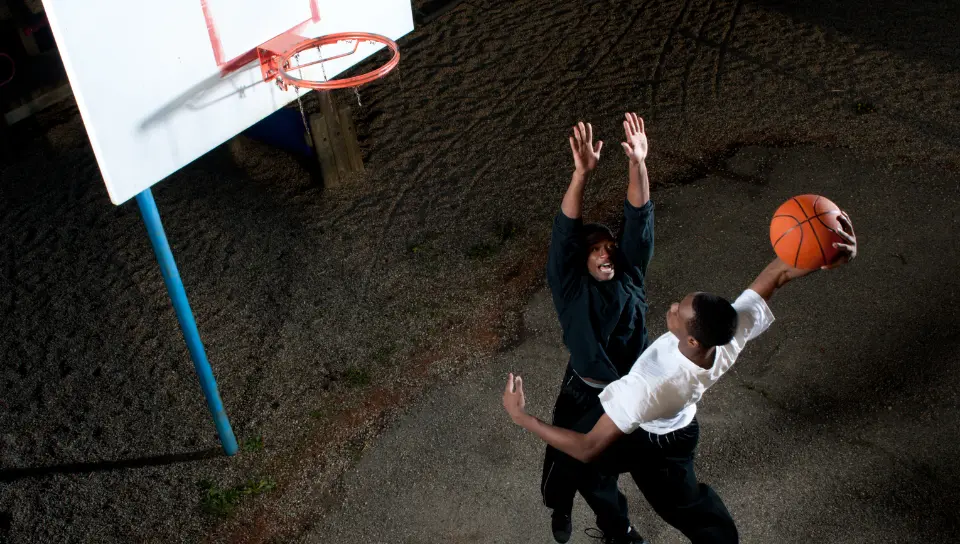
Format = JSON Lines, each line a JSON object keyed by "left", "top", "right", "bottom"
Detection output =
{"left": 621, "top": 112, "right": 650, "bottom": 208}
{"left": 750, "top": 212, "right": 857, "bottom": 301}
{"left": 548, "top": 123, "right": 603, "bottom": 301}
{"left": 561, "top": 122, "right": 602, "bottom": 219}
{"left": 560, "top": 170, "right": 589, "bottom": 221}
{"left": 618, "top": 113, "right": 655, "bottom": 280}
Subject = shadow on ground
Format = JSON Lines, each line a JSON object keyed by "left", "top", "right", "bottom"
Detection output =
{"left": 0, "top": 448, "right": 223, "bottom": 484}
{"left": 298, "top": 145, "right": 960, "bottom": 544}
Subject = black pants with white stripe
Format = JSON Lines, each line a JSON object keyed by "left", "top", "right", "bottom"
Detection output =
{"left": 541, "top": 366, "right": 631, "bottom": 536}
{"left": 590, "top": 415, "right": 740, "bottom": 543}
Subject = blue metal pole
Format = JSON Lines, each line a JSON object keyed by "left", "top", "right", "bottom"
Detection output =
{"left": 135, "top": 188, "right": 239, "bottom": 456}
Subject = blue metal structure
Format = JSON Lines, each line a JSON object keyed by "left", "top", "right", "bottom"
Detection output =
{"left": 135, "top": 188, "right": 238, "bottom": 456}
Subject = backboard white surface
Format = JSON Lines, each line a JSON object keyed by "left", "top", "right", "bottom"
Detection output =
{"left": 40, "top": 0, "right": 414, "bottom": 205}
{"left": 202, "top": 0, "right": 319, "bottom": 64}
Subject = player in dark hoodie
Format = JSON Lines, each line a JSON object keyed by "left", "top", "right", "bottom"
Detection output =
{"left": 541, "top": 113, "right": 652, "bottom": 544}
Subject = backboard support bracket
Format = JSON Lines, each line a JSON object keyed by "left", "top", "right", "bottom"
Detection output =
{"left": 256, "top": 32, "right": 309, "bottom": 87}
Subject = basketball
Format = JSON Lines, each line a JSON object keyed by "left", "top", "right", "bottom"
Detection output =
{"left": 769, "top": 194, "right": 848, "bottom": 269}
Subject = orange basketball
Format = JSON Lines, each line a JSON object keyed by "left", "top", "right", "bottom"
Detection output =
{"left": 769, "top": 194, "right": 847, "bottom": 269}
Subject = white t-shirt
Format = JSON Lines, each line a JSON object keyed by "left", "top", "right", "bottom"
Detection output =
{"left": 598, "top": 289, "right": 775, "bottom": 435}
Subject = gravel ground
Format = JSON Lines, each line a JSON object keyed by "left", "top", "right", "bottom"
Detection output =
{"left": 1, "top": 0, "right": 958, "bottom": 542}
{"left": 295, "top": 145, "right": 959, "bottom": 543}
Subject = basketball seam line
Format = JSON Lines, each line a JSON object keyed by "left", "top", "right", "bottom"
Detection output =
{"left": 788, "top": 196, "right": 811, "bottom": 267}
{"left": 808, "top": 196, "right": 827, "bottom": 265}
{"left": 794, "top": 218, "right": 803, "bottom": 267}
{"left": 790, "top": 196, "right": 812, "bottom": 220}
{"left": 772, "top": 211, "right": 835, "bottom": 247}
{"left": 812, "top": 209, "right": 842, "bottom": 237}
{"left": 771, "top": 215, "right": 802, "bottom": 248}
{"left": 774, "top": 209, "right": 839, "bottom": 239}
{"left": 775, "top": 201, "right": 840, "bottom": 267}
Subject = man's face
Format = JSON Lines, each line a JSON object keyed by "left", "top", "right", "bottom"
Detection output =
{"left": 586, "top": 239, "right": 616, "bottom": 281}
{"left": 667, "top": 292, "right": 697, "bottom": 339}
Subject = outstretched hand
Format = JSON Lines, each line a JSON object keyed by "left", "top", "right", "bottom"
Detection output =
{"left": 621, "top": 112, "right": 648, "bottom": 164}
{"left": 570, "top": 122, "right": 602, "bottom": 174}
{"left": 822, "top": 212, "right": 857, "bottom": 270}
{"left": 502, "top": 373, "right": 527, "bottom": 423}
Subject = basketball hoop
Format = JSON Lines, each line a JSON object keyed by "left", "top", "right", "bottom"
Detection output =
{"left": 257, "top": 32, "right": 400, "bottom": 91}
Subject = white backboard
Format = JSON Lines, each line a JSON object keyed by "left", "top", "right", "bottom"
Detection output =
{"left": 40, "top": 0, "right": 414, "bottom": 205}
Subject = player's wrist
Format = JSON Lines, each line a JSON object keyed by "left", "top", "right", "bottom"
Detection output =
{"left": 786, "top": 265, "right": 818, "bottom": 282}
{"left": 772, "top": 259, "right": 816, "bottom": 288}
{"left": 512, "top": 411, "right": 533, "bottom": 427}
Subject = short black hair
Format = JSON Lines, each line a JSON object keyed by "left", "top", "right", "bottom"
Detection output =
{"left": 580, "top": 223, "right": 615, "bottom": 249}
{"left": 688, "top": 293, "right": 738, "bottom": 348}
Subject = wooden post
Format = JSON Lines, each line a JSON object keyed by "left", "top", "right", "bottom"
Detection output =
{"left": 308, "top": 112, "right": 341, "bottom": 188}
{"left": 338, "top": 105, "right": 364, "bottom": 173}
{"left": 309, "top": 90, "right": 365, "bottom": 187}
{"left": 317, "top": 91, "right": 349, "bottom": 177}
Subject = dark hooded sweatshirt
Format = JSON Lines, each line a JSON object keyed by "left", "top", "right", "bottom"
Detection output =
{"left": 546, "top": 199, "right": 655, "bottom": 384}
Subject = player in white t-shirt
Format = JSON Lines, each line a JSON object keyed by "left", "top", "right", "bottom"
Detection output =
{"left": 503, "top": 218, "right": 856, "bottom": 543}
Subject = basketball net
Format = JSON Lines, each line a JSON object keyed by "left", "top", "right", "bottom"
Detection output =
{"left": 257, "top": 32, "right": 399, "bottom": 143}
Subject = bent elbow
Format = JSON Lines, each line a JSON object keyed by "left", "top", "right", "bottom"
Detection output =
{"left": 577, "top": 440, "right": 602, "bottom": 463}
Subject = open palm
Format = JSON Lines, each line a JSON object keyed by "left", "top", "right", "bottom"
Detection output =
{"left": 621, "top": 112, "right": 648, "bottom": 163}
{"left": 570, "top": 121, "right": 603, "bottom": 173}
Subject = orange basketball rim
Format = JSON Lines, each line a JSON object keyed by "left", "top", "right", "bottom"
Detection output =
{"left": 257, "top": 32, "right": 400, "bottom": 91}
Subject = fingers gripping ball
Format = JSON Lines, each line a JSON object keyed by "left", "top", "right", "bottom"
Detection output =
{"left": 770, "top": 194, "right": 849, "bottom": 269}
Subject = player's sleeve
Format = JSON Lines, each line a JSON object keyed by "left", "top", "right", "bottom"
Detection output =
{"left": 598, "top": 375, "right": 647, "bottom": 434}
{"left": 733, "top": 288, "right": 776, "bottom": 342}
{"left": 710, "top": 289, "right": 776, "bottom": 377}
{"left": 546, "top": 210, "right": 584, "bottom": 302}
{"left": 618, "top": 199, "right": 655, "bottom": 284}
